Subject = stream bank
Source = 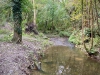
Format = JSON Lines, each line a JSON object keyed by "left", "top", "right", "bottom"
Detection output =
{"left": 0, "top": 34, "right": 73, "bottom": 75}
{"left": 0, "top": 32, "right": 100, "bottom": 75}
{"left": 0, "top": 23, "right": 74, "bottom": 75}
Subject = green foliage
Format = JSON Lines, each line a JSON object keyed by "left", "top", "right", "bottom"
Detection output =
{"left": 0, "top": 29, "right": 9, "bottom": 34}
{"left": 22, "top": 19, "right": 27, "bottom": 31}
{"left": 0, "top": 0, "right": 75, "bottom": 35}
{"left": 94, "top": 36, "right": 100, "bottom": 47}
{"left": 0, "top": 25, "right": 13, "bottom": 42}
{"left": 59, "top": 31, "right": 71, "bottom": 37}
{"left": 89, "top": 48, "right": 97, "bottom": 53}
{"left": 68, "top": 30, "right": 82, "bottom": 44}
{"left": 37, "top": 0, "right": 71, "bottom": 33}
{"left": 85, "top": 28, "right": 91, "bottom": 37}
{"left": 21, "top": 0, "right": 33, "bottom": 22}
{"left": 0, "top": 35, "right": 12, "bottom": 42}
{"left": 21, "top": 0, "right": 33, "bottom": 13}
{"left": 0, "top": 0, "right": 33, "bottom": 24}
{"left": 23, "top": 32, "right": 52, "bottom": 48}
{"left": 38, "top": 33, "right": 48, "bottom": 39}
{"left": 0, "top": 0, "right": 12, "bottom": 24}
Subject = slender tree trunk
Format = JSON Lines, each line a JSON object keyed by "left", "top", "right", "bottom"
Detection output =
{"left": 81, "top": 0, "right": 84, "bottom": 41}
{"left": 90, "top": 0, "right": 93, "bottom": 49}
{"left": 94, "top": 0, "right": 100, "bottom": 33}
{"left": 52, "top": 0, "right": 54, "bottom": 30}
{"left": 81, "top": 0, "right": 83, "bottom": 28}
{"left": 82, "top": 0, "right": 99, "bottom": 57}
{"left": 88, "top": 0, "right": 91, "bottom": 28}
{"left": 33, "top": 0, "right": 36, "bottom": 25}
{"left": 32, "top": 0, "right": 38, "bottom": 34}
{"left": 12, "top": 0, "right": 22, "bottom": 44}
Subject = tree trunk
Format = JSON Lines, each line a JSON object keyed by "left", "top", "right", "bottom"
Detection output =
{"left": 12, "top": 0, "right": 22, "bottom": 44}
{"left": 32, "top": 0, "right": 38, "bottom": 34}
{"left": 98, "top": 0, "right": 100, "bottom": 3}
{"left": 33, "top": 0, "right": 36, "bottom": 25}
{"left": 90, "top": 0, "right": 93, "bottom": 49}
{"left": 94, "top": 0, "right": 100, "bottom": 34}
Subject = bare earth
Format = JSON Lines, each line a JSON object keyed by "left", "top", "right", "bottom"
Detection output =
{"left": 0, "top": 39, "right": 42, "bottom": 75}
{"left": 0, "top": 23, "right": 44, "bottom": 75}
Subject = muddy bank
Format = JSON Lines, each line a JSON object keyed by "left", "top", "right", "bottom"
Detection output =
{"left": 0, "top": 36, "right": 73, "bottom": 75}
{"left": 0, "top": 23, "right": 50, "bottom": 75}
{"left": 0, "top": 39, "right": 43, "bottom": 75}
{"left": 1, "top": 35, "right": 100, "bottom": 75}
{"left": 0, "top": 23, "right": 73, "bottom": 75}
{"left": 49, "top": 37, "right": 75, "bottom": 49}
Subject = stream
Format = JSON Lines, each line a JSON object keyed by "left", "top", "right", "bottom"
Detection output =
{"left": 31, "top": 39, "right": 100, "bottom": 75}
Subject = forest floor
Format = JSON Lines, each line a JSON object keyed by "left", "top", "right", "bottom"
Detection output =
{"left": 0, "top": 23, "right": 75, "bottom": 75}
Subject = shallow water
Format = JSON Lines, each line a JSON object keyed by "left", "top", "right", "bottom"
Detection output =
{"left": 31, "top": 46, "right": 100, "bottom": 75}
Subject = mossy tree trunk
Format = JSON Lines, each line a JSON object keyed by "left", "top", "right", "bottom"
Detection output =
{"left": 12, "top": 0, "right": 22, "bottom": 43}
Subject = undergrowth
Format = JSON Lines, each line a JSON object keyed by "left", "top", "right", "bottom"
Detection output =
{"left": 68, "top": 30, "right": 82, "bottom": 45}
{"left": 23, "top": 32, "right": 53, "bottom": 47}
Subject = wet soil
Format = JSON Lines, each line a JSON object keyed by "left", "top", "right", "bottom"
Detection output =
{"left": 49, "top": 37, "right": 75, "bottom": 49}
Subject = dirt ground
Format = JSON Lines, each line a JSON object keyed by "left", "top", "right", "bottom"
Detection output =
{"left": 0, "top": 23, "right": 46, "bottom": 75}
{"left": 0, "top": 39, "right": 42, "bottom": 75}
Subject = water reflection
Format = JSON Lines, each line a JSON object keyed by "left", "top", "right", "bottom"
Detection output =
{"left": 31, "top": 46, "right": 100, "bottom": 75}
